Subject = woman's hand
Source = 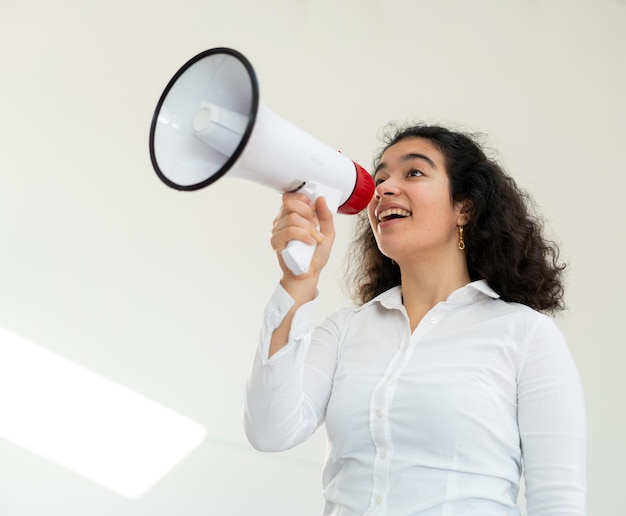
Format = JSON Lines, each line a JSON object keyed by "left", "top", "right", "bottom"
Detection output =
{"left": 270, "top": 192, "right": 335, "bottom": 301}
{"left": 267, "top": 192, "right": 335, "bottom": 357}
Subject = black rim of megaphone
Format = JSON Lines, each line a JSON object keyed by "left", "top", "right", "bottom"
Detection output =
{"left": 148, "top": 47, "right": 260, "bottom": 191}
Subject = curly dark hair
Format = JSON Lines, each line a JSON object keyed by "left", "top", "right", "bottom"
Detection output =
{"left": 345, "top": 124, "right": 566, "bottom": 314}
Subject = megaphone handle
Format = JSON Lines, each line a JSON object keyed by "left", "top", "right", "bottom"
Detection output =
{"left": 281, "top": 182, "right": 342, "bottom": 276}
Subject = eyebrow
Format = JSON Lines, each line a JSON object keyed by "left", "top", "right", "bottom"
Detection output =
{"left": 374, "top": 152, "right": 438, "bottom": 175}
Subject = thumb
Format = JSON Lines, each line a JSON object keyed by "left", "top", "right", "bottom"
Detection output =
{"left": 316, "top": 196, "right": 335, "bottom": 240}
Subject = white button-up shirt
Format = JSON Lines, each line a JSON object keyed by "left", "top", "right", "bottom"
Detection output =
{"left": 244, "top": 281, "right": 586, "bottom": 515}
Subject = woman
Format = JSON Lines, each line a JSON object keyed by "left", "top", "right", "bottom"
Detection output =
{"left": 244, "top": 124, "right": 587, "bottom": 515}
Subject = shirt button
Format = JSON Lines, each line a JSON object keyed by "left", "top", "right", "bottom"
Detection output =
{"left": 376, "top": 409, "right": 383, "bottom": 418}
{"left": 381, "top": 451, "right": 387, "bottom": 459}
{"left": 429, "top": 317, "right": 437, "bottom": 325}
{"left": 376, "top": 495, "right": 382, "bottom": 504}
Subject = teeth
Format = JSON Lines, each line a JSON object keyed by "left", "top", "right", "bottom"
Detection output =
{"left": 378, "top": 208, "right": 411, "bottom": 221}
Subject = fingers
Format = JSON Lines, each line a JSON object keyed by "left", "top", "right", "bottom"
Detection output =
{"left": 271, "top": 193, "right": 323, "bottom": 251}
{"left": 271, "top": 192, "right": 337, "bottom": 280}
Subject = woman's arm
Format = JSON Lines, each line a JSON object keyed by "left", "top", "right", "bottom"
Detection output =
{"left": 244, "top": 192, "right": 337, "bottom": 451}
{"left": 518, "top": 316, "right": 587, "bottom": 515}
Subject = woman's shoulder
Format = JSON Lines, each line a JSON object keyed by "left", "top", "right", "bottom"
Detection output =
{"left": 470, "top": 280, "right": 555, "bottom": 321}
{"left": 451, "top": 281, "right": 564, "bottom": 350}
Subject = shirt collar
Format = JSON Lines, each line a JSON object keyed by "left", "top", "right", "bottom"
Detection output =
{"left": 468, "top": 279, "right": 500, "bottom": 299}
{"left": 357, "top": 279, "right": 500, "bottom": 312}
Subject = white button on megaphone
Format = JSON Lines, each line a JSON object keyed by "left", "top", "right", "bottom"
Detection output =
{"left": 149, "top": 47, "right": 374, "bottom": 275}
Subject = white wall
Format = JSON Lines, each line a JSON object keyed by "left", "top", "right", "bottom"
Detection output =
{"left": 0, "top": 0, "right": 623, "bottom": 514}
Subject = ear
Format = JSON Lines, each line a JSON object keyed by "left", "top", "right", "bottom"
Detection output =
{"left": 454, "top": 199, "right": 473, "bottom": 226}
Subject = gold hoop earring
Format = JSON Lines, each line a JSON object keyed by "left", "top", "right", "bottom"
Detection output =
{"left": 458, "top": 225, "right": 466, "bottom": 250}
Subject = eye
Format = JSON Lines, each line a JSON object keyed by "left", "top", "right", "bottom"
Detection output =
{"left": 374, "top": 176, "right": 388, "bottom": 186}
{"left": 407, "top": 169, "right": 423, "bottom": 178}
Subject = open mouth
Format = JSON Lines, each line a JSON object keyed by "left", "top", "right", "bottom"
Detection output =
{"left": 378, "top": 208, "right": 411, "bottom": 222}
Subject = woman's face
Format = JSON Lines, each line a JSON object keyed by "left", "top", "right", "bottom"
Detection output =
{"left": 367, "top": 137, "right": 467, "bottom": 264}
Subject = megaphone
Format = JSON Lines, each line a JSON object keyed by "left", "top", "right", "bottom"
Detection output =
{"left": 149, "top": 47, "right": 374, "bottom": 275}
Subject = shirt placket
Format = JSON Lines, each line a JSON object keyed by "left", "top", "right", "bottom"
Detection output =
{"left": 365, "top": 307, "right": 444, "bottom": 514}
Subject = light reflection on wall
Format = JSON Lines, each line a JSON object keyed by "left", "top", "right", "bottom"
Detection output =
{"left": 0, "top": 326, "right": 207, "bottom": 498}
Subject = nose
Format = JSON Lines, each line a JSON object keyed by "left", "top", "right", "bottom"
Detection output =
{"left": 374, "top": 178, "right": 400, "bottom": 200}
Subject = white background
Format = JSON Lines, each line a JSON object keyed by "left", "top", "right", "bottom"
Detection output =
{"left": 0, "top": 0, "right": 624, "bottom": 514}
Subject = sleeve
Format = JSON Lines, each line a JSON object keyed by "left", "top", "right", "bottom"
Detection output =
{"left": 243, "top": 284, "right": 341, "bottom": 452}
{"left": 517, "top": 315, "right": 587, "bottom": 515}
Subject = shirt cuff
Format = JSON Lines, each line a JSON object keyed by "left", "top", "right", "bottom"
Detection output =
{"left": 259, "top": 283, "right": 319, "bottom": 364}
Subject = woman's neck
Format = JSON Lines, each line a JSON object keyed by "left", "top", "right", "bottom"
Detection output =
{"left": 398, "top": 253, "right": 471, "bottom": 332}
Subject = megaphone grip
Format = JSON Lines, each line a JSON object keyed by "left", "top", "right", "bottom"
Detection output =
{"left": 280, "top": 181, "right": 342, "bottom": 276}
{"left": 281, "top": 240, "right": 317, "bottom": 276}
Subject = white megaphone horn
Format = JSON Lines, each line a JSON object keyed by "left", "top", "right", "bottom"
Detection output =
{"left": 149, "top": 47, "right": 375, "bottom": 275}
